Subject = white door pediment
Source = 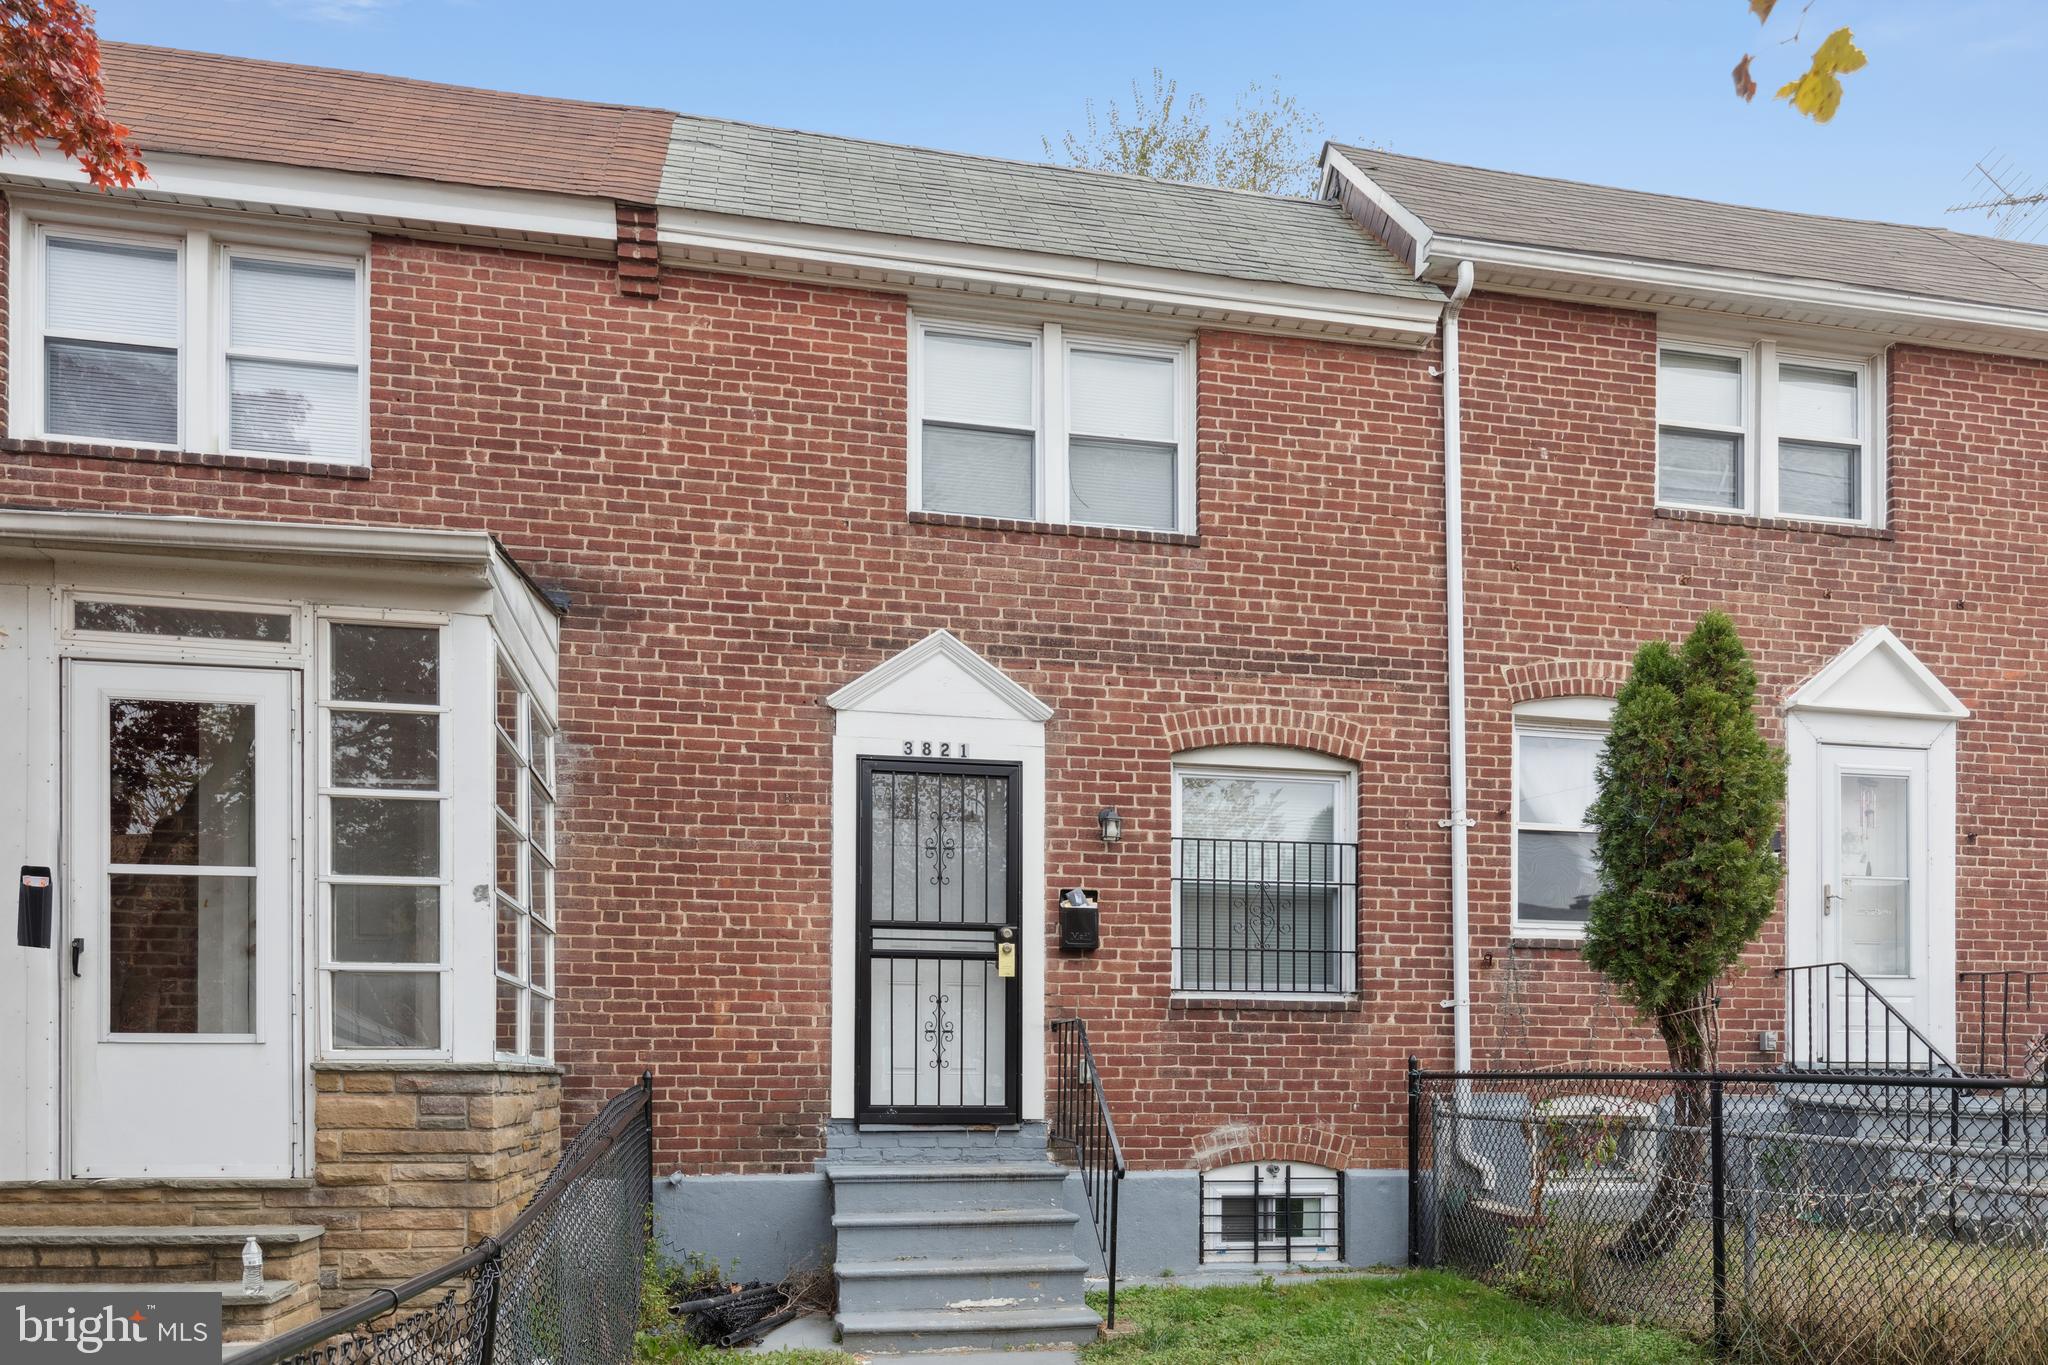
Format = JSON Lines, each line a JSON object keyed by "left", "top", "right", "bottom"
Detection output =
{"left": 1784, "top": 626, "right": 1968, "bottom": 722}
{"left": 825, "top": 629, "right": 1054, "bottom": 724}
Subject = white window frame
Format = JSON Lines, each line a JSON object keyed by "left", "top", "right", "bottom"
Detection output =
{"left": 908, "top": 312, "right": 1196, "bottom": 533}
{"left": 1656, "top": 334, "right": 1882, "bottom": 528}
{"left": 493, "top": 649, "right": 557, "bottom": 1063}
{"left": 315, "top": 612, "right": 453, "bottom": 1060}
{"left": 1199, "top": 1160, "right": 1342, "bottom": 1265}
{"left": 10, "top": 202, "right": 371, "bottom": 466}
{"left": 1511, "top": 697, "right": 1614, "bottom": 940}
{"left": 1169, "top": 745, "right": 1357, "bottom": 1000}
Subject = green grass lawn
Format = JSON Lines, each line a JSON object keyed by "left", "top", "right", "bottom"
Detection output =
{"left": 1081, "top": 1271, "right": 1709, "bottom": 1364}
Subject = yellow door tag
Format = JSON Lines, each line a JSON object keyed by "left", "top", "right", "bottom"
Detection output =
{"left": 997, "top": 942, "right": 1017, "bottom": 978}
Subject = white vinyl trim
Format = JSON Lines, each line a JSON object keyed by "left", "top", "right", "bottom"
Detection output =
{"left": 660, "top": 207, "right": 1445, "bottom": 346}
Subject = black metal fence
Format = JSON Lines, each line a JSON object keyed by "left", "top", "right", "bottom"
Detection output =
{"left": 1411, "top": 1063, "right": 2048, "bottom": 1364}
{"left": 241, "top": 1074, "right": 654, "bottom": 1365}
{"left": 1049, "top": 1017, "right": 1125, "bottom": 1328}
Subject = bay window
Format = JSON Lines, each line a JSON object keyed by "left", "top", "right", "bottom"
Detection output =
{"left": 911, "top": 315, "right": 1194, "bottom": 532}
{"left": 1656, "top": 338, "right": 1877, "bottom": 527}
{"left": 1171, "top": 748, "right": 1357, "bottom": 996}
{"left": 15, "top": 214, "right": 367, "bottom": 464}
{"left": 1512, "top": 698, "right": 1612, "bottom": 935}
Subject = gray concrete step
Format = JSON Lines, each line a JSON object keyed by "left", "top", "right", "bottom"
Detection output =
{"left": 833, "top": 1207, "right": 1083, "bottom": 1262}
{"left": 837, "top": 1305, "right": 1101, "bottom": 1353}
{"left": 835, "top": 1253, "right": 1089, "bottom": 1313}
{"left": 824, "top": 1162, "right": 1072, "bottom": 1216}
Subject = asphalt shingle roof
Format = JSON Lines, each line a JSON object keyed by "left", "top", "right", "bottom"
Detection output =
{"left": 1335, "top": 145, "right": 2048, "bottom": 315}
{"left": 101, "top": 43, "right": 676, "bottom": 203}
{"left": 662, "top": 116, "right": 1437, "bottom": 302}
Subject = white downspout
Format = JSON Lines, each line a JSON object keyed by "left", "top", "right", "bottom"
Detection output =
{"left": 1440, "top": 259, "right": 1497, "bottom": 1191}
{"left": 1442, "top": 259, "right": 1475, "bottom": 1074}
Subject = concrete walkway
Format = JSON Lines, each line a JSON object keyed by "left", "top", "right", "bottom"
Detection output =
{"left": 743, "top": 1310, "right": 1079, "bottom": 1362}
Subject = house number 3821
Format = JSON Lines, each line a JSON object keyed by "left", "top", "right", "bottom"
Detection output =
{"left": 904, "top": 741, "right": 967, "bottom": 757}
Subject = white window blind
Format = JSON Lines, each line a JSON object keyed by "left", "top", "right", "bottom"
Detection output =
{"left": 911, "top": 317, "right": 1192, "bottom": 530}
{"left": 1514, "top": 725, "right": 1605, "bottom": 931}
{"left": 920, "top": 331, "right": 1035, "bottom": 519}
{"left": 43, "top": 236, "right": 180, "bottom": 446}
{"left": 1777, "top": 364, "right": 1861, "bottom": 520}
{"left": 1068, "top": 348, "right": 1178, "bottom": 531}
{"left": 1657, "top": 350, "right": 1744, "bottom": 510}
{"left": 227, "top": 257, "right": 363, "bottom": 461}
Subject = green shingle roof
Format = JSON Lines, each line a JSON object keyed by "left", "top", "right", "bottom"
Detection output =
{"left": 661, "top": 116, "right": 1439, "bottom": 303}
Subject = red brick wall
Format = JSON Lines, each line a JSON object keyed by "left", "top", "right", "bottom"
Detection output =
{"left": 1453, "top": 290, "right": 2048, "bottom": 1075}
{"left": 2, "top": 217, "right": 1461, "bottom": 1173}
{"left": 19, "top": 205, "right": 2048, "bottom": 1177}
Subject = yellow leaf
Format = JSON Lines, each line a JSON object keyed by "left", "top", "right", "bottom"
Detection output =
{"left": 1775, "top": 27, "right": 1867, "bottom": 123}
{"left": 1749, "top": 0, "right": 1777, "bottom": 21}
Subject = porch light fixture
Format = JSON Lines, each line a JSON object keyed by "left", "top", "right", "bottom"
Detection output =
{"left": 1097, "top": 808, "right": 1123, "bottom": 846}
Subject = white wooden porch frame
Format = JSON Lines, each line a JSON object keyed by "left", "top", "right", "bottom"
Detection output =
{"left": 826, "top": 630, "right": 1053, "bottom": 1123}
{"left": 0, "top": 510, "right": 560, "bottom": 1180}
{"left": 1783, "top": 627, "right": 1969, "bottom": 1057}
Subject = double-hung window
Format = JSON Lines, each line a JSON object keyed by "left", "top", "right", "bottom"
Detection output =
{"left": 1656, "top": 338, "right": 1877, "bottom": 526}
{"left": 1171, "top": 749, "right": 1357, "bottom": 996}
{"left": 18, "top": 217, "right": 367, "bottom": 464}
{"left": 911, "top": 316, "right": 1193, "bottom": 532}
{"left": 1512, "top": 698, "right": 1612, "bottom": 936}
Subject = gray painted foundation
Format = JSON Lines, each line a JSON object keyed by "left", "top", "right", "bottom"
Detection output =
{"left": 656, "top": 1159, "right": 1411, "bottom": 1283}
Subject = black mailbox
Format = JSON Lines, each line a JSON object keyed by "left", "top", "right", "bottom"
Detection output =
{"left": 1058, "top": 888, "right": 1100, "bottom": 953}
{"left": 18, "top": 866, "right": 53, "bottom": 949}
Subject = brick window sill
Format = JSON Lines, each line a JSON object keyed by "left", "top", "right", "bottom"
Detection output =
{"left": 1653, "top": 506, "right": 1894, "bottom": 541}
{"left": 2, "top": 437, "right": 372, "bottom": 480}
{"left": 909, "top": 509, "right": 1199, "bottom": 547}
{"left": 1507, "top": 936, "right": 1587, "bottom": 952}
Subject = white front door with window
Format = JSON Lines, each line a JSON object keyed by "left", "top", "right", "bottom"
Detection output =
{"left": 1783, "top": 627, "right": 1967, "bottom": 1068}
{"left": 64, "top": 661, "right": 298, "bottom": 1177}
{"left": 1815, "top": 743, "right": 1932, "bottom": 1063}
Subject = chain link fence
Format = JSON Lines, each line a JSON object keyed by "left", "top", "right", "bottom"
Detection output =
{"left": 1411, "top": 1065, "right": 2048, "bottom": 1365}
{"left": 242, "top": 1074, "right": 653, "bottom": 1365}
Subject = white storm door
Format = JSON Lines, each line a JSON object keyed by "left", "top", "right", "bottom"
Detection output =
{"left": 1819, "top": 743, "right": 1930, "bottom": 1066}
{"left": 64, "top": 661, "right": 298, "bottom": 1177}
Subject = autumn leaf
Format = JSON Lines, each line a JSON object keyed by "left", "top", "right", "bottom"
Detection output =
{"left": 1732, "top": 54, "right": 1758, "bottom": 101}
{"left": 1748, "top": 0, "right": 1777, "bottom": 21}
{"left": 0, "top": 0, "right": 145, "bottom": 188}
{"left": 1775, "top": 26, "right": 1868, "bottom": 123}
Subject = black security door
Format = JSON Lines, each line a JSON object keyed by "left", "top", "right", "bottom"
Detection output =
{"left": 855, "top": 757, "right": 1022, "bottom": 1125}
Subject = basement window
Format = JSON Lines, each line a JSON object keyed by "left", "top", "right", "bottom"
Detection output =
{"left": 910, "top": 314, "right": 1195, "bottom": 533}
{"left": 1200, "top": 1161, "right": 1342, "bottom": 1264}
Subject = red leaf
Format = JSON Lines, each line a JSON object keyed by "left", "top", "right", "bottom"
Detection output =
{"left": 1732, "top": 53, "right": 1759, "bottom": 102}
{"left": 0, "top": 0, "right": 147, "bottom": 188}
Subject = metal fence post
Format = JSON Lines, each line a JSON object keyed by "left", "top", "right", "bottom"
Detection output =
{"left": 1406, "top": 1056, "right": 1422, "bottom": 1269}
{"left": 1710, "top": 1077, "right": 1727, "bottom": 1356}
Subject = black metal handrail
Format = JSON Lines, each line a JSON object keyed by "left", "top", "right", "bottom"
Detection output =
{"left": 1958, "top": 968, "right": 2048, "bottom": 1079}
{"left": 1775, "top": 962, "right": 1958, "bottom": 1076}
{"left": 238, "top": 1072, "right": 654, "bottom": 1365}
{"left": 1171, "top": 837, "right": 1357, "bottom": 996}
{"left": 1048, "top": 1017, "right": 1126, "bottom": 1329}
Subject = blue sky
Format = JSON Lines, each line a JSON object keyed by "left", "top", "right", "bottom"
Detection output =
{"left": 88, "top": 0, "right": 2048, "bottom": 234}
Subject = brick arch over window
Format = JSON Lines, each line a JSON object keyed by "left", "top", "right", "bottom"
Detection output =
{"left": 1190, "top": 1123, "right": 1361, "bottom": 1173}
{"left": 1161, "top": 704, "right": 1374, "bottom": 766}
{"left": 1500, "top": 659, "right": 1630, "bottom": 705}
